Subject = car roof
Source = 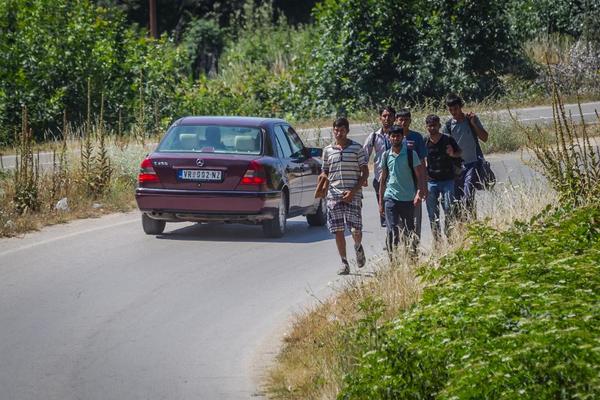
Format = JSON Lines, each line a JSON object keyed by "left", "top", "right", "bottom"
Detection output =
{"left": 174, "top": 116, "right": 287, "bottom": 128}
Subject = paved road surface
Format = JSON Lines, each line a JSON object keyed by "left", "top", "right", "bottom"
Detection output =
{"left": 0, "top": 149, "right": 543, "bottom": 399}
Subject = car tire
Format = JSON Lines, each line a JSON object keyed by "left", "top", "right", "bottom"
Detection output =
{"left": 263, "top": 192, "right": 287, "bottom": 238}
{"left": 306, "top": 198, "right": 327, "bottom": 226}
{"left": 142, "top": 213, "right": 166, "bottom": 235}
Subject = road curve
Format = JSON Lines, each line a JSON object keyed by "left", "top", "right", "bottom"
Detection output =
{"left": 0, "top": 192, "right": 389, "bottom": 399}
{"left": 1, "top": 154, "right": 540, "bottom": 397}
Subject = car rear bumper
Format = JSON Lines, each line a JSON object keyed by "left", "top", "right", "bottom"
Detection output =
{"left": 135, "top": 187, "right": 281, "bottom": 223}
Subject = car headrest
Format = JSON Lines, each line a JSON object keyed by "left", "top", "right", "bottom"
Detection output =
{"left": 235, "top": 136, "right": 256, "bottom": 152}
{"left": 179, "top": 133, "right": 198, "bottom": 150}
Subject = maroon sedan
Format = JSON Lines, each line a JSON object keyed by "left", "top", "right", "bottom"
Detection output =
{"left": 135, "top": 116, "right": 326, "bottom": 237}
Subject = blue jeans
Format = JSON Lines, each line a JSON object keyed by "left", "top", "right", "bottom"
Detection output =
{"left": 384, "top": 199, "right": 416, "bottom": 255}
{"left": 426, "top": 179, "right": 456, "bottom": 241}
{"left": 455, "top": 161, "right": 478, "bottom": 219}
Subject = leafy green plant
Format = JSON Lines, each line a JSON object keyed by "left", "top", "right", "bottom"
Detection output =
{"left": 340, "top": 204, "right": 600, "bottom": 399}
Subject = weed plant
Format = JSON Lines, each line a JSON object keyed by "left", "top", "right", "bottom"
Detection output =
{"left": 12, "top": 107, "right": 39, "bottom": 214}
{"left": 521, "top": 71, "right": 600, "bottom": 207}
{"left": 0, "top": 119, "right": 147, "bottom": 237}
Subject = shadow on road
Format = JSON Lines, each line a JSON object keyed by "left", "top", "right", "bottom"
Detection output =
{"left": 155, "top": 219, "right": 333, "bottom": 244}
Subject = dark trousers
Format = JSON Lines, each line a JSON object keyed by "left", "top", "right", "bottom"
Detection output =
{"left": 384, "top": 199, "right": 416, "bottom": 255}
{"left": 414, "top": 200, "right": 422, "bottom": 238}
{"left": 455, "top": 161, "right": 478, "bottom": 220}
{"left": 373, "top": 179, "right": 385, "bottom": 226}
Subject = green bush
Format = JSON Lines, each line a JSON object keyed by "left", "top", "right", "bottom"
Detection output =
{"left": 0, "top": 0, "right": 187, "bottom": 144}
{"left": 308, "top": 0, "right": 525, "bottom": 115}
{"left": 340, "top": 205, "right": 600, "bottom": 399}
{"left": 508, "top": 0, "right": 600, "bottom": 42}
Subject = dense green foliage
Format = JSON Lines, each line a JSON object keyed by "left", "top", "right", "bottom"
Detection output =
{"left": 0, "top": 0, "right": 187, "bottom": 143}
{"left": 1, "top": 0, "right": 598, "bottom": 145}
{"left": 508, "top": 0, "right": 600, "bottom": 42}
{"left": 340, "top": 205, "right": 600, "bottom": 399}
{"left": 310, "top": 0, "right": 524, "bottom": 113}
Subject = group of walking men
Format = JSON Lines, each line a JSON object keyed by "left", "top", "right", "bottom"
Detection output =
{"left": 319, "top": 93, "right": 489, "bottom": 275}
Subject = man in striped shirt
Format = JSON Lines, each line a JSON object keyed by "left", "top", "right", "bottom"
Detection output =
{"left": 321, "top": 117, "right": 369, "bottom": 275}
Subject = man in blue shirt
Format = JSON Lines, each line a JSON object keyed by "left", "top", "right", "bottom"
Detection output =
{"left": 379, "top": 125, "right": 427, "bottom": 258}
{"left": 395, "top": 109, "right": 428, "bottom": 242}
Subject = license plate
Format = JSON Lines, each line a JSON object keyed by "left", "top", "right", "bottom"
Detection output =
{"left": 178, "top": 169, "right": 223, "bottom": 182}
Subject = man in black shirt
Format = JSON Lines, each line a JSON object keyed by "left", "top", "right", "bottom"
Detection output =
{"left": 424, "top": 114, "right": 462, "bottom": 243}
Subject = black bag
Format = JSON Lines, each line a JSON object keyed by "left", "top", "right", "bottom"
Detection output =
{"left": 452, "top": 156, "right": 464, "bottom": 179}
{"left": 474, "top": 159, "right": 496, "bottom": 190}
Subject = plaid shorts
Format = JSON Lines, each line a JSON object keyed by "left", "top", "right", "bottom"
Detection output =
{"left": 326, "top": 197, "right": 363, "bottom": 233}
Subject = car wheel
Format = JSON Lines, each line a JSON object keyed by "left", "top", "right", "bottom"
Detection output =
{"left": 306, "top": 198, "right": 327, "bottom": 226}
{"left": 142, "top": 213, "right": 166, "bottom": 235}
{"left": 263, "top": 192, "right": 287, "bottom": 238}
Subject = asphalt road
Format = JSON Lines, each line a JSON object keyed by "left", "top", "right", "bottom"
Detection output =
{"left": 0, "top": 148, "right": 544, "bottom": 399}
{"left": 0, "top": 182, "right": 390, "bottom": 400}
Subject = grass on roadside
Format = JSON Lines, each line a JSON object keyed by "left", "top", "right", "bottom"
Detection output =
{"left": 340, "top": 203, "right": 600, "bottom": 399}
{"left": 264, "top": 177, "right": 557, "bottom": 399}
{"left": 0, "top": 132, "right": 149, "bottom": 237}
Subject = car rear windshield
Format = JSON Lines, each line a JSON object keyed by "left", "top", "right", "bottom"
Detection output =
{"left": 157, "top": 125, "right": 263, "bottom": 155}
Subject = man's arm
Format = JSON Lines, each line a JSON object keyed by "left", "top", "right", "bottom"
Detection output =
{"left": 343, "top": 164, "right": 369, "bottom": 202}
{"left": 447, "top": 137, "right": 463, "bottom": 158}
{"left": 363, "top": 133, "right": 374, "bottom": 160}
{"left": 320, "top": 147, "right": 329, "bottom": 178}
{"left": 414, "top": 162, "right": 427, "bottom": 206}
{"left": 466, "top": 113, "right": 488, "bottom": 142}
{"left": 379, "top": 167, "right": 388, "bottom": 214}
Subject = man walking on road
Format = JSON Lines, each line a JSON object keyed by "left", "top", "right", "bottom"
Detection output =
{"left": 321, "top": 117, "right": 369, "bottom": 275}
{"left": 443, "top": 93, "right": 489, "bottom": 219}
{"left": 395, "top": 109, "right": 428, "bottom": 242}
{"left": 424, "top": 114, "right": 462, "bottom": 244}
{"left": 363, "top": 106, "right": 394, "bottom": 227}
{"left": 379, "top": 125, "right": 426, "bottom": 258}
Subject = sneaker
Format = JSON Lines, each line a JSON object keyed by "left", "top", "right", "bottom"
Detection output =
{"left": 355, "top": 244, "right": 366, "bottom": 268}
{"left": 337, "top": 260, "right": 350, "bottom": 275}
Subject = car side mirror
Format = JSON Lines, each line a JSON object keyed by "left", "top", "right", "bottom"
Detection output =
{"left": 307, "top": 147, "right": 322, "bottom": 158}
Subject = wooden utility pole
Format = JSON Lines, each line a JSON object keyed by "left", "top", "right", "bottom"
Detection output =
{"left": 149, "top": 0, "right": 158, "bottom": 39}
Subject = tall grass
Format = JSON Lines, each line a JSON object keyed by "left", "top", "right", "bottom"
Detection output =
{"left": 520, "top": 69, "right": 600, "bottom": 206}
{"left": 265, "top": 175, "right": 557, "bottom": 399}
{"left": 0, "top": 110, "right": 150, "bottom": 237}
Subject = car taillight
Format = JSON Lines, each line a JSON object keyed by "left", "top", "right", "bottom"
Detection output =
{"left": 138, "top": 157, "right": 160, "bottom": 183}
{"left": 241, "top": 160, "right": 266, "bottom": 185}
